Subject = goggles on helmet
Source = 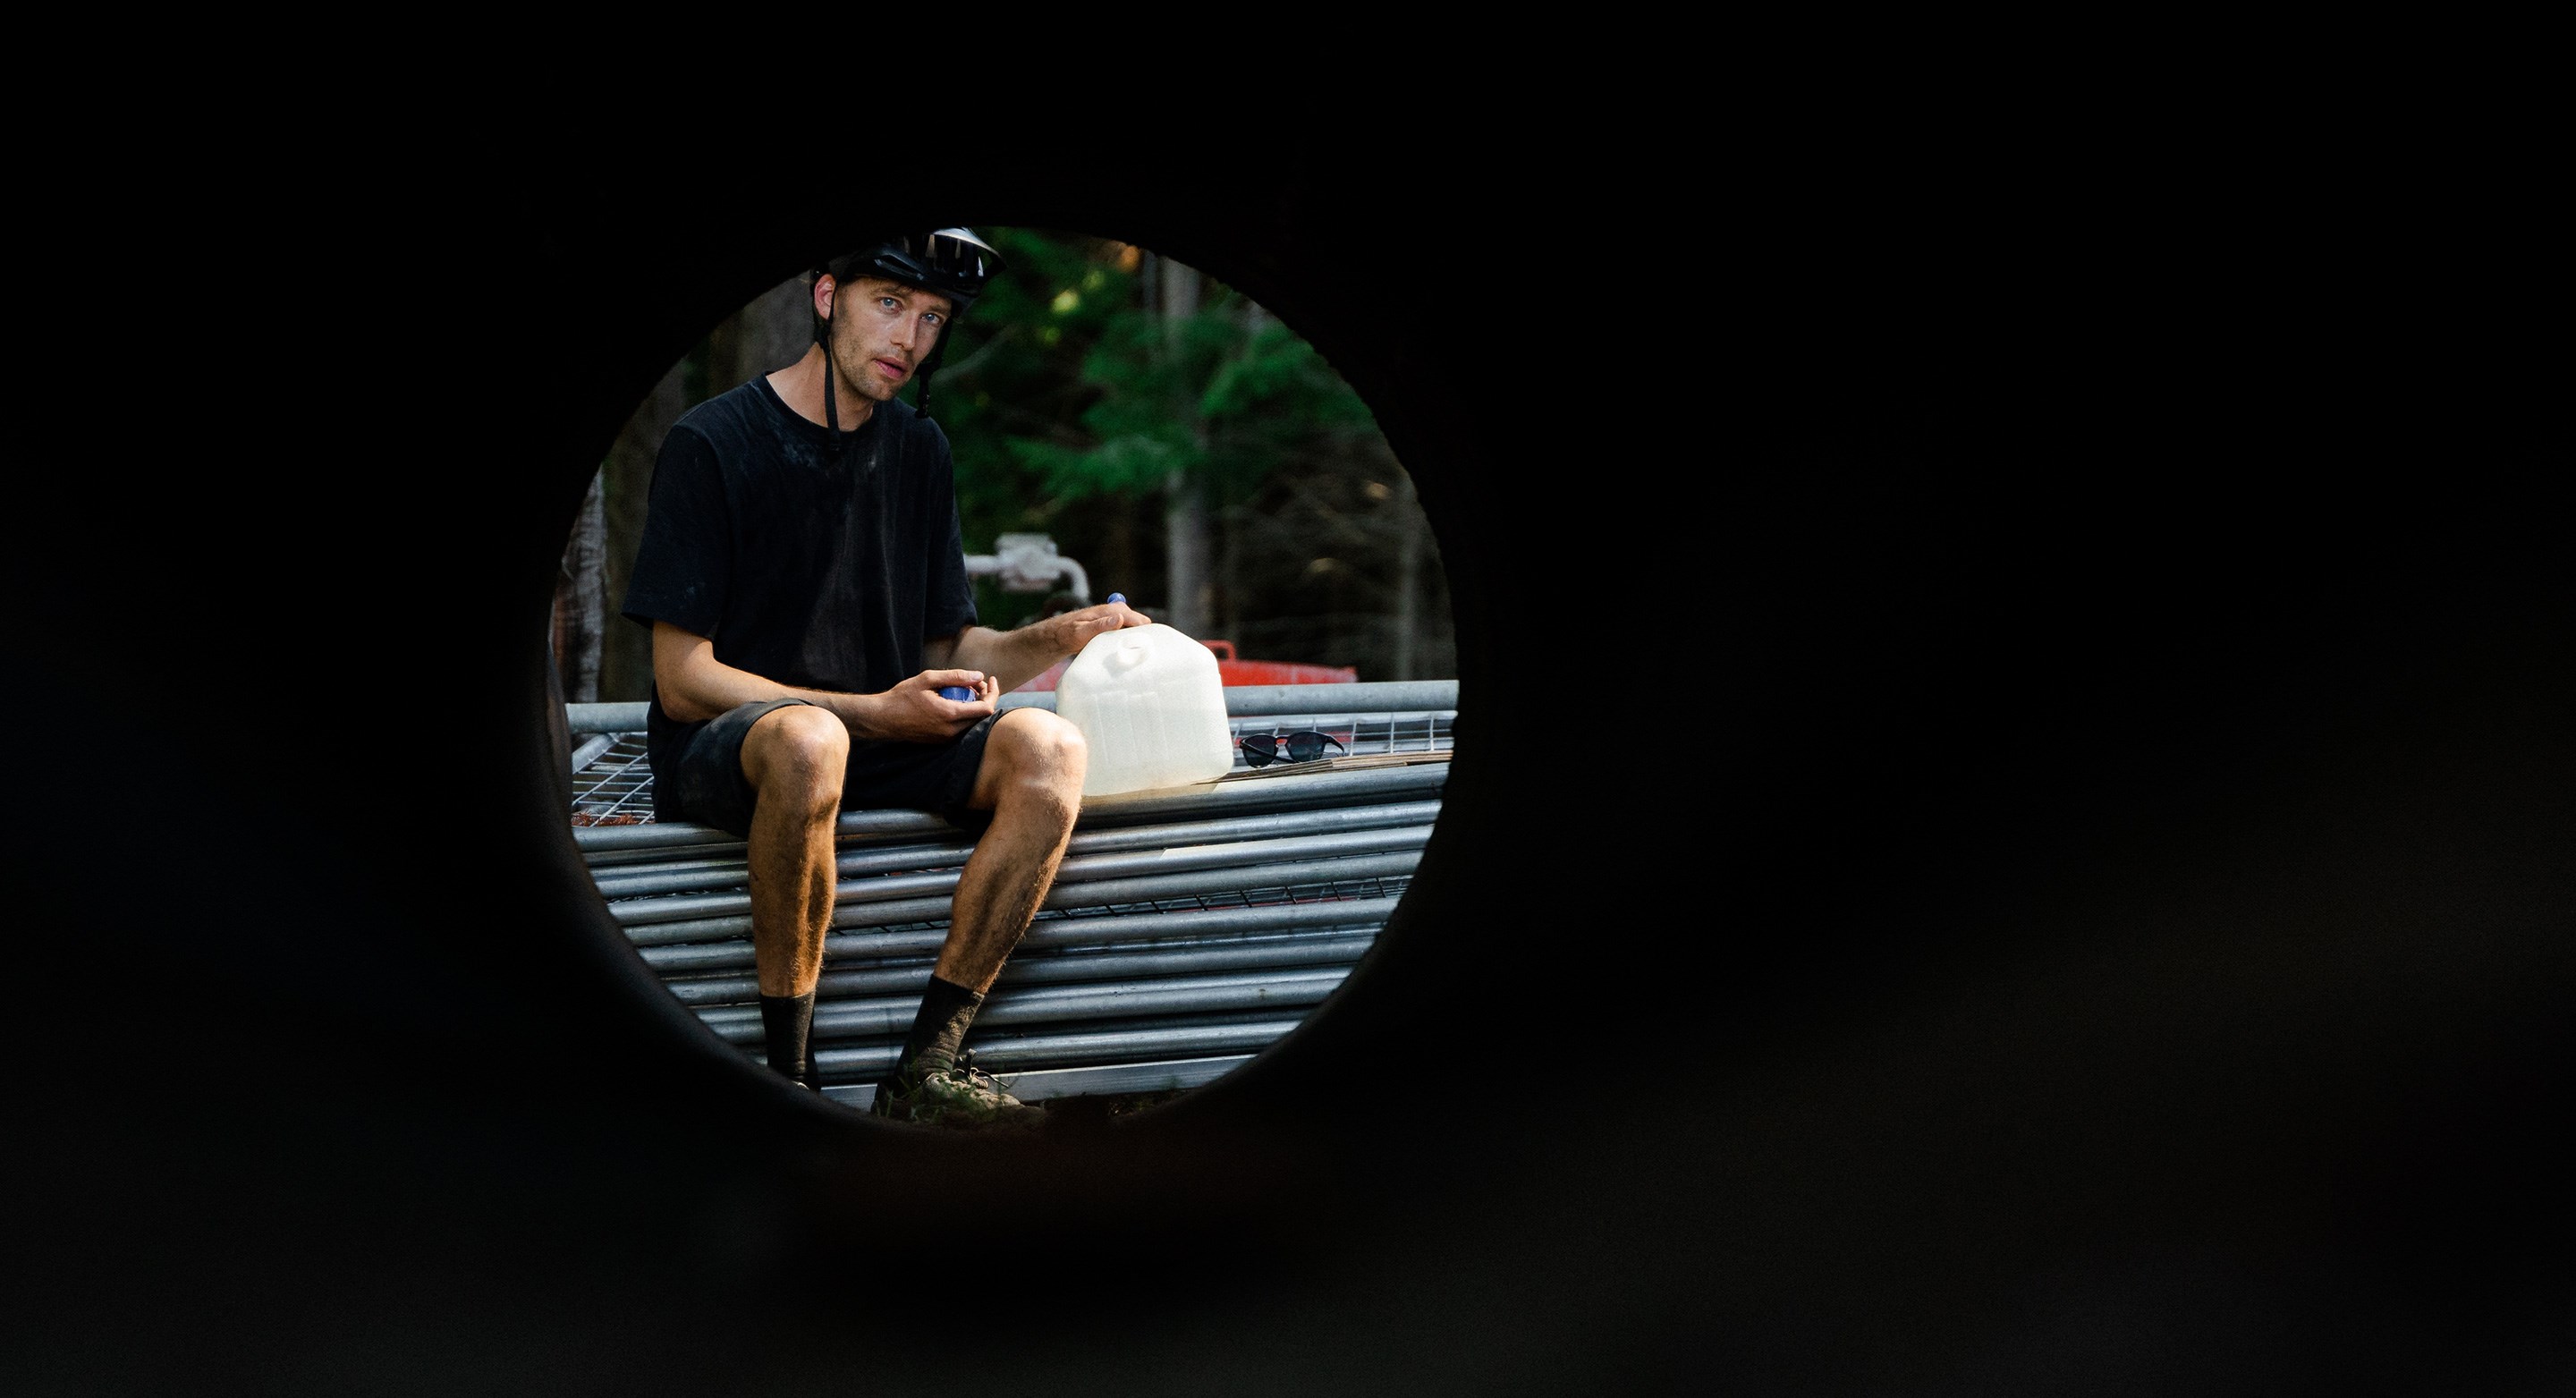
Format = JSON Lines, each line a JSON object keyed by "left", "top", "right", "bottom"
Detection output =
{"left": 841, "top": 227, "right": 1004, "bottom": 311}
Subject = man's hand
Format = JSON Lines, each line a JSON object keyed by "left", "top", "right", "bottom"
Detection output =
{"left": 1038, "top": 599, "right": 1152, "bottom": 657}
{"left": 848, "top": 669, "right": 998, "bottom": 743}
{"left": 932, "top": 600, "right": 1153, "bottom": 698}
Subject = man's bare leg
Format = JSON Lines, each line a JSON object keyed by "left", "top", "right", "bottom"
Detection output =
{"left": 738, "top": 704, "right": 848, "bottom": 1084}
{"left": 937, "top": 707, "right": 1089, "bottom": 991}
{"left": 874, "top": 708, "right": 1085, "bottom": 1123}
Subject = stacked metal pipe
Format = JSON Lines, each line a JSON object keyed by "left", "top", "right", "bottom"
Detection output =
{"left": 573, "top": 683, "right": 1454, "bottom": 1108}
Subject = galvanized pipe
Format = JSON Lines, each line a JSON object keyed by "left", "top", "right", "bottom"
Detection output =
{"left": 569, "top": 733, "right": 618, "bottom": 770}
{"left": 573, "top": 761, "right": 1449, "bottom": 859}
{"left": 1035, "top": 761, "right": 1451, "bottom": 829}
{"left": 848, "top": 847, "right": 1421, "bottom": 929}
{"left": 587, "top": 799, "right": 1446, "bottom": 901}
{"left": 582, "top": 852, "right": 767, "bottom": 891}
{"left": 620, "top": 849, "right": 1420, "bottom": 947}
{"left": 661, "top": 932, "right": 1376, "bottom": 1008}
{"left": 635, "top": 894, "right": 1399, "bottom": 971}
{"left": 607, "top": 827, "right": 1430, "bottom": 928}
{"left": 597, "top": 818, "right": 1432, "bottom": 932}
{"left": 1033, "top": 796, "right": 1449, "bottom": 862}
{"left": 567, "top": 702, "right": 648, "bottom": 733}
{"left": 606, "top": 826, "right": 1425, "bottom": 928}
{"left": 716, "top": 796, "right": 1433, "bottom": 876}
{"left": 806, "top": 1019, "right": 1307, "bottom": 1080}
{"left": 699, "top": 966, "right": 1352, "bottom": 1045}
{"left": 577, "top": 730, "right": 1446, "bottom": 866}
{"left": 573, "top": 804, "right": 947, "bottom": 857}
{"left": 591, "top": 841, "right": 969, "bottom": 902}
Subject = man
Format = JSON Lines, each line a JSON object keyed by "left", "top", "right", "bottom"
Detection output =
{"left": 620, "top": 228, "right": 1148, "bottom": 1127}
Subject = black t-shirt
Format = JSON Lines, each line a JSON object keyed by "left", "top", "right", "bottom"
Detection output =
{"left": 620, "top": 376, "right": 978, "bottom": 776}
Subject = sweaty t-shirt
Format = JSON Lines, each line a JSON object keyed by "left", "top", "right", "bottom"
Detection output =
{"left": 620, "top": 377, "right": 978, "bottom": 782}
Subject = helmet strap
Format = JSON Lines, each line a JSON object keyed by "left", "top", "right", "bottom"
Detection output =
{"left": 818, "top": 300, "right": 841, "bottom": 440}
{"left": 913, "top": 335, "right": 948, "bottom": 422}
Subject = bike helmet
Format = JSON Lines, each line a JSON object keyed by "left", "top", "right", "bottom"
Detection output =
{"left": 815, "top": 227, "right": 1003, "bottom": 428}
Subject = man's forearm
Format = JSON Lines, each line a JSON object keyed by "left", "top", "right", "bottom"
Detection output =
{"left": 945, "top": 624, "right": 1078, "bottom": 695}
{"left": 665, "top": 662, "right": 887, "bottom": 733}
{"left": 654, "top": 622, "right": 888, "bottom": 733}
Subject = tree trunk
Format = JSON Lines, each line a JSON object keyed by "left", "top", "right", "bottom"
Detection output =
{"left": 557, "top": 470, "right": 607, "bottom": 701}
{"left": 1392, "top": 473, "right": 1423, "bottom": 682}
{"left": 599, "top": 357, "right": 693, "bottom": 702}
{"left": 1160, "top": 256, "right": 1213, "bottom": 636}
{"left": 1103, "top": 505, "right": 1137, "bottom": 606}
{"left": 1222, "top": 297, "right": 1267, "bottom": 647}
{"left": 1165, "top": 470, "right": 1213, "bottom": 637}
{"left": 1220, "top": 504, "right": 1243, "bottom": 648}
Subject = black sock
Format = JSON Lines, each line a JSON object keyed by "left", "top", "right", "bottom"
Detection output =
{"left": 888, "top": 975, "right": 985, "bottom": 1083}
{"left": 758, "top": 991, "right": 818, "bottom": 1088}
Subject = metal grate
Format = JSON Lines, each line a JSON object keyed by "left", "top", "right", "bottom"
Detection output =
{"left": 569, "top": 734, "right": 657, "bottom": 826}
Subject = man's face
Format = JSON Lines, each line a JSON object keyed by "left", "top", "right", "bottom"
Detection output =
{"left": 826, "top": 275, "right": 954, "bottom": 402}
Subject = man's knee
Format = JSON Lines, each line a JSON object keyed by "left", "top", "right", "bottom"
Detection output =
{"left": 989, "top": 708, "right": 1087, "bottom": 793}
{"left": 744, "top": 704, "right": 848, "bottom": 801}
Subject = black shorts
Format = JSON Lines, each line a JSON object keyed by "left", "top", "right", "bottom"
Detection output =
{"left": 651, "top": 699, "right": 998, "bottom": 838}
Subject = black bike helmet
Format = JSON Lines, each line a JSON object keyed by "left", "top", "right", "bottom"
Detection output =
{"left": 815, "top": 227, "right": 1003, "bottom": 429}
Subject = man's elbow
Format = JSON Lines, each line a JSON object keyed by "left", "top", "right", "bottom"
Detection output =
{"left": 648, "top": 624, "right": 721, "bottom": 720}
{"left": 650, "top": 659, "right": 719, "bottom": 723}
{"left": 659, "top": 689, "right": 722, "bottom": 724}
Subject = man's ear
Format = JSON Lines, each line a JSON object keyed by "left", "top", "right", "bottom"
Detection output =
{"left": 812, "top": 273, "right": 836, "bottom": 324}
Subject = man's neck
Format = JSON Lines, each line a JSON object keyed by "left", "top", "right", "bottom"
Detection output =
{"left": 768, "top": 344, "right": 877, "bottom": 434}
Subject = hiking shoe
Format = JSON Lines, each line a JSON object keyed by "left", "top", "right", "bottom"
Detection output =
{"left": 869, "top": 1055, "right": 1045, "bottom": 1130}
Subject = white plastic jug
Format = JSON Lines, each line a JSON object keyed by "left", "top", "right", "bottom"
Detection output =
{"left": 1055, "top": 622, "right": 1235, "bottom": 797}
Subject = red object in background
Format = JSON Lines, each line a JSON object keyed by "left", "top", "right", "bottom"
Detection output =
{"left": 1009, "top": 639, "right": 1357, "bottom": 692}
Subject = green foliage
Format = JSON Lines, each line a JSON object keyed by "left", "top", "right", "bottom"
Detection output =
{"left": 932, "top": 227, "right": 1382, "bottom": 532}
{"left": 914, "top": 227, "right": 1448, "bottom": 677}
{"left": 1201, "top": 324, "right": 1376, "bottom": 428}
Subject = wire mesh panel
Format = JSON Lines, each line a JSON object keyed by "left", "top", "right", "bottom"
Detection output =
{"left": 569, "top": 735, "right": 656, "bottom": 826}
{"left": 569, "top": 687, "right": 1451, "bottom": 1107}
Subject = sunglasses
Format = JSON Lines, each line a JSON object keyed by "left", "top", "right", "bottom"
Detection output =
{"left": 1240, "top": 732, "right": 1348, "bottom": 767}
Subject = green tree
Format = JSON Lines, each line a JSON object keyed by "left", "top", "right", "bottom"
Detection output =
{"left": 935, "top": 229, "right": 1390, "bottom": 644}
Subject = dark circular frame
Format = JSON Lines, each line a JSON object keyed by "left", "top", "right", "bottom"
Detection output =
{"left": 38, "top": 141, "right": 2567, "bottom": 1393}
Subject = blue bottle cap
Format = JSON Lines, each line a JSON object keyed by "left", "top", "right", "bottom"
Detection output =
{"left": 937, "top": 685, "right": 973, "bottom": 701}
{"left": 1107, "top": 592, "right": 1125, "bottom": 604}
